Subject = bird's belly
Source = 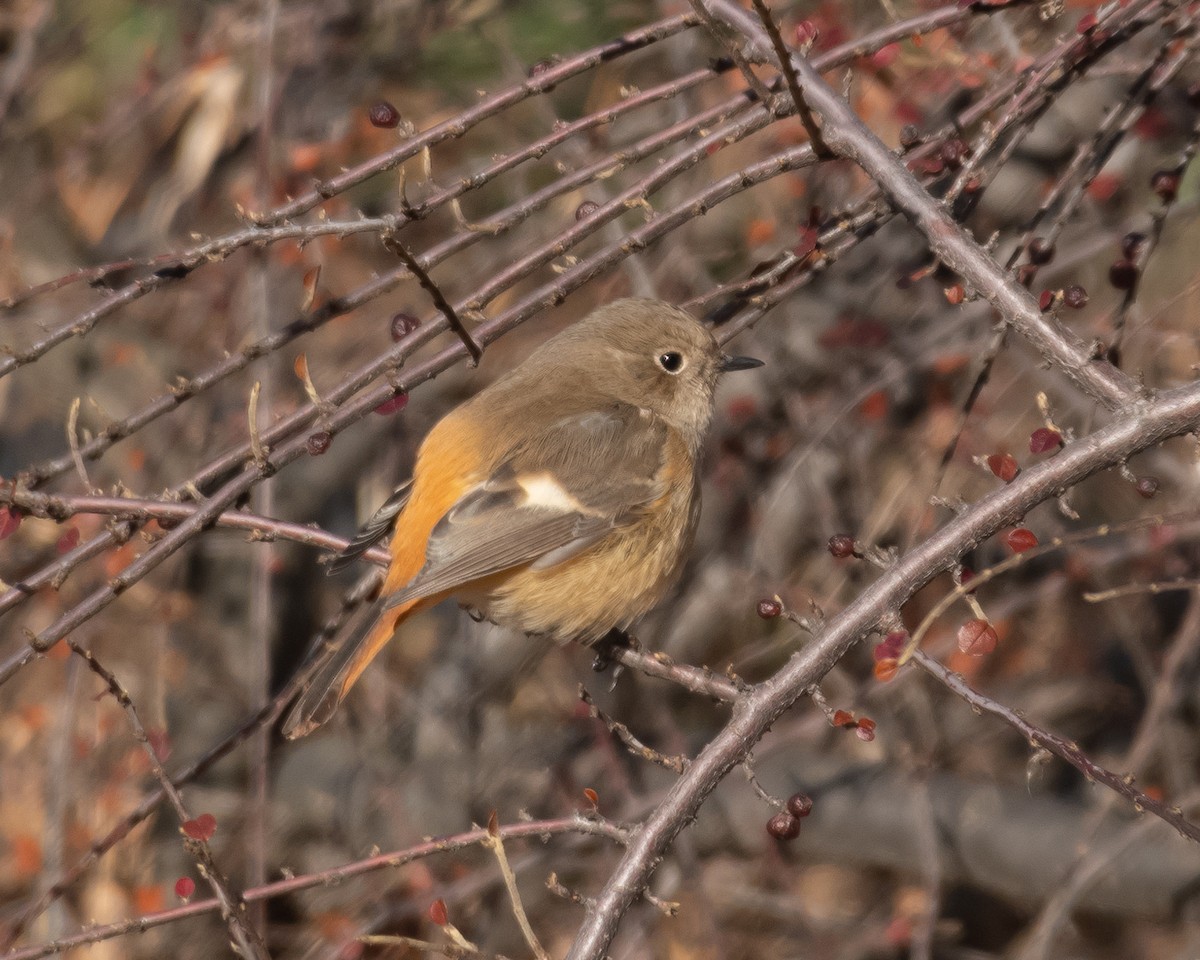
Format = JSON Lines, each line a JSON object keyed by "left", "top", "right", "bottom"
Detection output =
{"left": 464, "top": 497, "right": 696, "bottom": 643}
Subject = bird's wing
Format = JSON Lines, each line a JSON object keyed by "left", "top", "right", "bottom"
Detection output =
{"left": 384, "top": 403, "right": 669, "bottom": 610}
{"left": 326, "top": 479, "right": 413, "bottom": 575}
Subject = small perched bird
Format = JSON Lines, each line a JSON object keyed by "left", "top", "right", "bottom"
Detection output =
{"left": 283, "top": 298, "right": 762, "bottom": 738}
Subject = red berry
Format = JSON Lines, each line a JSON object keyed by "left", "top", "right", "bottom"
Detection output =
{"left": 899, "top": 125, "right": 920, "bottom": 149}
{"left": 1121, "top": 232, "right": 1146, "bottom": 259}
{"left": 1063, "top": 285, "right": 1089, "bottom": 309}
{"left": 871, "top": 43, "right": 900, "bottom": 70}
{"left": 429, "top": 899, "right": 449, "bottom": 926}
{"left": 875, "top": 630, "right": 907, "bottom": 661}
{"left": 793, "top": 20, "right": 819, "bottom": 47}
{"left": 174, "top": 877, "right": 196, "bottom": 901}
{"left": 940, "top": 139, "right": 967, "bottom": 168}
{"left": 832, "top": 709, "right": 856, "bottom": 727}
{"left": 757, "top": 598, "right": 782, "bottom": 619}
{"left": 986, "top": 453, "right": 1019, "bottom": 483}
{"left": 182, "top": 813, "right": 217, "bottom": 841}
{"left": 374, "top": 392, "right": 409, "bottom": 415}
{"left": 828, "top": 534, "right": 856, "bottom": 558}
{"left": 1151, "top": 170, "right": 1180, "bottom": 202}
{"left": 306, "top": 431, "right": 332, "bottom": 456}
{"left": 1005, "top": 527, "right": 1039, "bottom": 553}
{"left": 1027, "top": 238, "right": 1054, "bottom": 265}
{"left": 1135, "top": 476, "right": 1159, "bottom": 498}
{"left": 786, "top": 792, "right": 814, "bottom": 817}
{"left": 921, "top": 155, "right": 945, "bottom": 176}
{"left": 945, "top": 285, "right": 965, "bottom": 305}
{"left": 1029, "top": 427, "right": 1062, "bottom": 454}
{"left": 390, "top": 312, "right": 420, "bottom": 341}
{"left": 767, "top": 811, "right": 801, "bottom": 840}
{"left": 368, "top": 101, "right": 401, "bottom": 128}
{"left": 575, "top": 200, "right": 600, "bottom": 221}
{"left": 957, "top": 618, "right": 998, "bottom": 655}
{"left": 1109, "top": 259, "right": 1138, "bottom": 290}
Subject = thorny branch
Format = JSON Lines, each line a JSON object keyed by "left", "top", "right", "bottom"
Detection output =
{"left": 3, "top": 1, "right": 1200, "bottom": 957}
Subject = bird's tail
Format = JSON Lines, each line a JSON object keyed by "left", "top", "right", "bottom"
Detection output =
{"left": 281, "top": 595, "right": 423, "bottom": 739}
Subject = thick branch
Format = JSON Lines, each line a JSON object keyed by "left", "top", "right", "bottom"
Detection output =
{"left": 565, "top": 379, "right": 1200, "bottom": 960}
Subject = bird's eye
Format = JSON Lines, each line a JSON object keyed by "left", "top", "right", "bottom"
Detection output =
{"left": 658, "top": 351, "right": 684, "bottom": 374}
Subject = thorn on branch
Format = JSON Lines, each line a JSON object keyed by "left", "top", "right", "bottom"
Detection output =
{"left": 246, "top": 382, "right": 270, "bottom": 472}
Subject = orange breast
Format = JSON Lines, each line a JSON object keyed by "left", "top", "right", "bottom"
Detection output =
{"left": 383, "top": 410, "right": 483, "bottom": 595}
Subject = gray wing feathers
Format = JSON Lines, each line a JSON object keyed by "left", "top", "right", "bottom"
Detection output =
{"left": 384, "top": 503, "right": 610, "bottom": 609}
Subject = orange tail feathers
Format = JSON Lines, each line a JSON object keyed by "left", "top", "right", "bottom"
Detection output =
{"left": 282, "top": 595, "right": 423, "bottom": 739}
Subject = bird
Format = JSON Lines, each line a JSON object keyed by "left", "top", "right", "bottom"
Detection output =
{"left": 282, "top": 298, "right": 762, "bottom": 738}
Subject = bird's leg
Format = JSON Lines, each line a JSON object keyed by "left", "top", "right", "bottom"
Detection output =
{"left": 591, "top": 628, "right": 636, "bottom": 673}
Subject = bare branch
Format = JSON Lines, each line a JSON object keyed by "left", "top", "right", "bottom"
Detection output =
{"left": 5, "top": 816, "right": 627, "bottom": 960}
{"left": 565, "top": 375, "right": 1200, "bottom": 960}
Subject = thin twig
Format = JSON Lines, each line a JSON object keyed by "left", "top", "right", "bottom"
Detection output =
{"left": 0, "top": 490, "right": 391, "bottom": 566}
{"left": 383, "top": 232, "right": 482, "bottom": 364}
{"left": 749, "top": 0, "right": 832, "bottom": 156}
{"left": 580, "top": 686, "right": 691, "bottom": 774}
{"left": 910, "top": 649, "right": 1198, "bottom": 841}
{"left": 69, "top": 644, "right": 270, "bottom": 960}
{"left": 482, "top": 815, "right": 551, "bottom": 960}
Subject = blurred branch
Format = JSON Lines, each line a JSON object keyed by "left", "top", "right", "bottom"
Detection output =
{"left": 69, "top": 644, "right": 270, "bottom": 960}
{"left": 910, "top": 648, "right": 1198, "bottom": 841}
{"left": 257, "top": 15, "right": 700, "bottom": 224}
{"left": 1016, "top": 590, "right": 1200, "bottom": 957}
{"left": 0, "top": 491, "right": 390, "bottom": 565}
{"left": 0, "top": 579, "right": 381, "bottom": 948}
{"left": 4, "top": 816, "right": 628, "bottom": 960}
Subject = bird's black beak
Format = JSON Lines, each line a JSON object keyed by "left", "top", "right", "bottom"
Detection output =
{"left": 719, "top": 354, "right": 765, "bottom": 373}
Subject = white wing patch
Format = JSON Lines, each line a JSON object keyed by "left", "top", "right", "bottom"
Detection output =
{"left": 518, "top": 473, "right": 585, "bottom": 512}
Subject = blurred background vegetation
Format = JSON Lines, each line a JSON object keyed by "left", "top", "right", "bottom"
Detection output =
{"left": 2, "top": 0, "right": 1200, "bottom": 958}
